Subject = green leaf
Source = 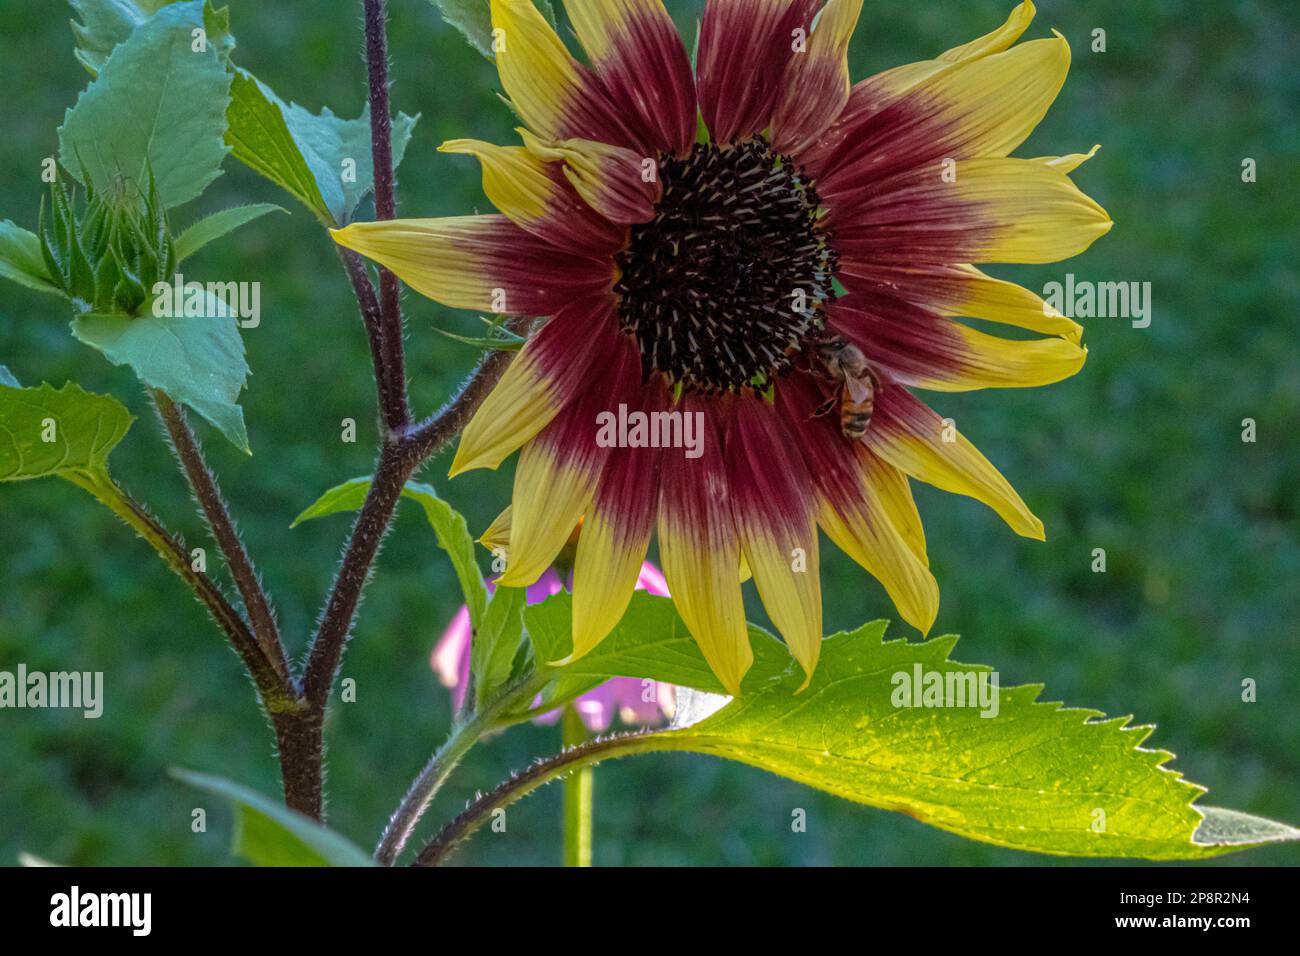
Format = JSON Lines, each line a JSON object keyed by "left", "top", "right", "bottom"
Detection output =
{"left": 223, "top": 70, "right": 333, "bottom": 224}
{"left": 69, "top": 0, "right": 234, "bottom": 75}
{"left": 71, "top": 299, "right": 250, "bottom": 453}
{"left": 525, "top": 591, "right": 792, "bottom": 711}
{"left": 171, "top": 769, "right": 373, "bottom": 866}
{"left": 426, "top": 0, "right": 553, "bottom": 59}
{"left": 291, "top": 477, "right": 488, "bottom": 628}
{"left": 224, "top": 69, "right": 418, "bottom": 226}
{"left": 0, "top": 221, "right": 61, "bottom": 296}
{"left": 175, "top": 202, "right": 285, "bottom": 261}
{"left": 279, "top": 101, "right": 419, "bottom": 226}
{"left": 59, "top": 2, "right": 233, "bottom": 209}
{"left": 528, "top": 595, "right": 1299, "bottom": 859}
{"left": 660, "top": 620, "right": 1295, "bottom": 860}
{"left": 0, "top": 378, "right": 134, "bottom": 482}
{"left": 473, "top": 585, "right": 525, "bottom": 709}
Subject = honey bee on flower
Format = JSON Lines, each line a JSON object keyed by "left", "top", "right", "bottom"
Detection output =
{"left": 333, "top": 0, "right": 1109, "bottom": 694}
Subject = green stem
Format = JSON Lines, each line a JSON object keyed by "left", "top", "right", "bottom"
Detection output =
{"left": 374, "top": 673, "right": 547, "bottom": 865}
{"left": 561, "top": 706, "right": 593, "bottom": 867}
{"left": 414, "top": 730, "right": 677, "bottom": 866}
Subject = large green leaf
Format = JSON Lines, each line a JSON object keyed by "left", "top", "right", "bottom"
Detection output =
{"left": 69, "top": 0, "right": 233, "bottom": 75}
{"left": 59, "top": 2, "right": 233, "bottom": 209}
{"left": 526, "top": 594, "right": 1300, "bottom": 860}
{"left": 0, "top": 221, "right": 61, "bottom": 296}
{"left": 0, "top": 378, "right": 133, "bottom": 482}
{"left": 71, "top": 298, "right": 249, "bottom": 453}
{"left": 172, "top": 769, "right": 373, "bottom": 866}
{"left": 175, "top": 202, "right": 285, "bottom": 262}
{"left": 292, "top": 477, "right": 488, "bottom": 628}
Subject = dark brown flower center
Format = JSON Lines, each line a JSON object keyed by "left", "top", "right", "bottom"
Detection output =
{"left": 614, "top": 138, "right": 836, "bottom": 394}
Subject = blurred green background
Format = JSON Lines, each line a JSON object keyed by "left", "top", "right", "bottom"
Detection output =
{"left": 1, "top": 0, "right": 1297, "bottom": 866}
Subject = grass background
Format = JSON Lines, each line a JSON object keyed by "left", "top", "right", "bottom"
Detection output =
{"left": 0, "top": 0, "right": 1296, "bottom": 866}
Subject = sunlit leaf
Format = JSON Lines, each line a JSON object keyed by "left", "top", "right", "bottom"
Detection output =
{"left": 526, "top": 594, "right": 1300, "bottom": 860}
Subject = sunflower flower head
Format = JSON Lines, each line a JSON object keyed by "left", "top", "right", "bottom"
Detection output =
{"left": 333, "top": 0, "right": 1111, "bottom": 695}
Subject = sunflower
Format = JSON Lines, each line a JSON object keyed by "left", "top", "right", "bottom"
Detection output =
{"left": 332, "top": 0, "right": 1110, "bottom": 694}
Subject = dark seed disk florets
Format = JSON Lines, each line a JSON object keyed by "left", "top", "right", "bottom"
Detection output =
{"left": 613, "top": 138, "right": 837, "bottom": 394}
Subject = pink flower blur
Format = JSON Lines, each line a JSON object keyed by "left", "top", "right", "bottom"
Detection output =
{"left": 431, "top": 563, "right": 676, "bottom": 732}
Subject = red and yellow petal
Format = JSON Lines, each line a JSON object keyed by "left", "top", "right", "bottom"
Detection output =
{"left": 330, "top": 215, "right": 613, "bottom": 314}
{"left": 519, "top": 130, "right": 660, "bottom": 224}
{"left": 563, "top": 0, "right": 697, "bottom": 157}
{"left": 439, "top": 139, "right": 626, "bottom": 253}
{"left": 866, "top": 385, "right": 1044, "bottom": 540}
{"left": 777, "top": 375, "right": 938, "bottom": 633}
{"left": 657, "top": 399, "right": 751, "bottom": 695}
{"left": 838, "top": 262, "right": 1083, "bottom": 343}
{"left": 802, "top": 4, "right": 1064, "bottom": 184}
{"left": 451, "top": 293, "right": 624, "bottom": 476}
{"left": 490, "top": 0, "right": 642, "bottom": 149}
{"left": 569, "top": 378, "right": 671, "bottom": 660}
{"left": 830, "top": 158, "right": 1112, "bottom": 267}
{"left": 696, "top": 0, "right": 819, "bottom": 146}
{"left": 726, "top": 394, "right": 823, "bottom": 687}
{"left": 828, "top": 294, "right": 1086, "bottom": 392}
{"left": 769, "top": 0, "right": 863, "bottom": 158}
{"left": 495, "top": 329, "right": 642, "bottom": 588}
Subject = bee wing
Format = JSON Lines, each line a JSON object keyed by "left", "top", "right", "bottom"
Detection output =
{"left": 843, "top": 377, "right": 873, "bottom": 405}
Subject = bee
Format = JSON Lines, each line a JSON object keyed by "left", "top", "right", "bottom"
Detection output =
{"left": 811, "top": 337, "right": 878, "bottom": 441}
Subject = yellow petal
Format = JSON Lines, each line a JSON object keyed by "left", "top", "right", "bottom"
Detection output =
{"left": 862, "top": 450, "right": 928, "bottom": 566}
{"left": 956, "top": 159, "right": 1112, "bottom": 264}
{"left": 944, "top": 265, "right": 1083, "bottom": 343}
{"left": 491, "top": 0, "right": 608, "bottom": 141}
{"left": 330, "top": 216, "right": 503, "bottom": 311}
{"left": 816, "top": 479, "right": 939, "bottom": 635}
{"left": 569, "top": 507, "right": 653, "bottom": 661}
{"left": 450, "top": 344, "right": 561, "bottom": 477}
{"left": 1033, "top": 143, "right": 1102, "bottom": 174}
{"left": 739, "top": 521, "right": 822, "bottom": 690}
{"left": 869, "top": 390, "right": 1045, "bottom": 539}
{"left": 496, "top": 439, "right": 598, "bottom": 588}
{"left": 659, "top": 514, "right": 751, "bottom": 697}
{"left": 479, "top": 506, "right": 512, "bottom": 555}
{"left": 907, "top": 319, "right": 1088, "bottom": 392}
{"left": 938, "top": 0, "right": 1036, "bottom": 62}
{"left": 438, "top": 140, "right": 553, "bottom": 229}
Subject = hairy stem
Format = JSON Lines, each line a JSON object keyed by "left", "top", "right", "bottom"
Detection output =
{"left": 152, "top": 392, "right": 289, "bottom": 685}
{"left": 338, "top": 245, "right": 404, "bottom": 433}
{"left": 375, "top": 674, "right": 546, "bottom": 865}
{"left": 414, "top": 731, "right": 674, "bottom": 867}
{"left": 66, "top": 471, "right": 291, "bottom": 708}
{"left": 271, "top": 707, "right": 323, "bottom": 819}
{"left": 361, "top": 0, "right": 409, "bottom": 432}
{"left": 303, "top": 440, "right": 413, "bottom": 712}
